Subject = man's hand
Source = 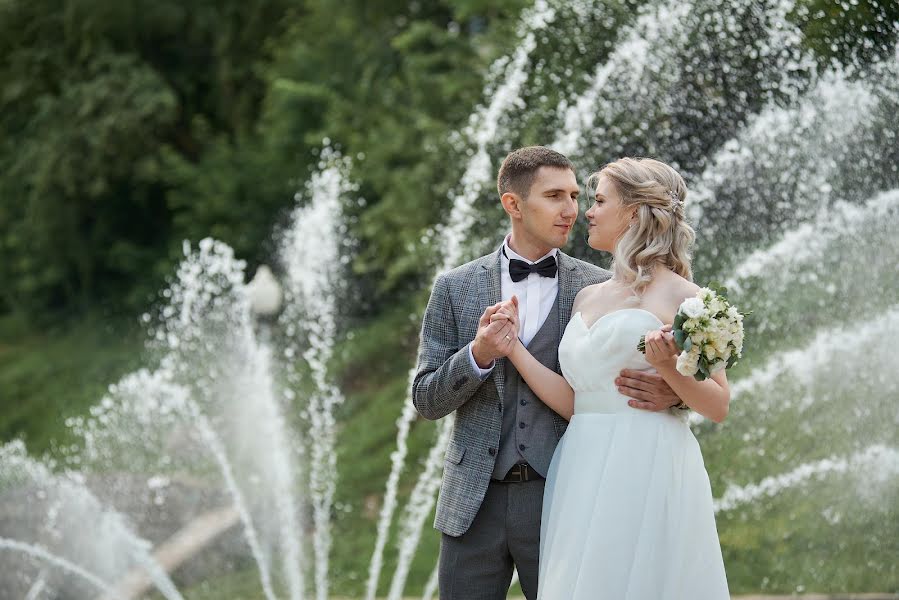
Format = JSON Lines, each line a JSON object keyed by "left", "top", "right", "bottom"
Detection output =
{"left": 616, "top": 369, "right": 681, "bottom": 411}
{"left": 471, "top": 299, "right": 520, "bottom": 368}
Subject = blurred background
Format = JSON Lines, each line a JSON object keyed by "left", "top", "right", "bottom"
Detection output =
{"left": 1, "top": 0, "right": 898, "bottom": 598}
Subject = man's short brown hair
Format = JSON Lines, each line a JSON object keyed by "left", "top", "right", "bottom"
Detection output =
{"left": 496, "top": 146, "right": 575, "bottom": 198}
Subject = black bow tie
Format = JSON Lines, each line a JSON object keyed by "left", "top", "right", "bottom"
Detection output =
{"left": 505, "top": 248, "right": 558, "bottom": 282}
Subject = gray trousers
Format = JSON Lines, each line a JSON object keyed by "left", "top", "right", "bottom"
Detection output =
{"left": 439, "top": 478, "right": 545, "bottom": 600}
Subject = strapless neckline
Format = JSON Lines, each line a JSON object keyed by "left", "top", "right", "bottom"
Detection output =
{"left": 574, "top": 308, "right": 663, "bottom": 332}
{"left": 561, "top": 308, "right": 669, "bottom": 414}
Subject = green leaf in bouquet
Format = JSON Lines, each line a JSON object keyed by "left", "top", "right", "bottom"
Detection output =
{"left": 706, "top": 280, "right": 728, "bottom": 297}
{"left": 694, "top": 371, "right": 708, "bottom": 382}
{"left": 682, "top": 335, "right": 692, "bottom": 352}
{"left": 673, "top": 312, "right": 686, "bottom": 330}
{"left": 726, "top": 353, "right": 740, "bottom": 369}
{"left": 698, "top": 360, "right": 710, "bottom": 377}
{"left": 674, "top": 330, "right": 686, "bottom": 349}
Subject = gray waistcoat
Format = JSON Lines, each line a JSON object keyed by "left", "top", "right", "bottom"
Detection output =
{"left": 492, "top": 292, "right": 562, "bottom": 479}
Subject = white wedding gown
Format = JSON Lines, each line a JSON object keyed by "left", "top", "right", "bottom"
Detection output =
{"left": 538, "top": 308, "right": 729, "bottom": 599}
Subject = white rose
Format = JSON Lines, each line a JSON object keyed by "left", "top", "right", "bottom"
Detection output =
{"left": 721, "top": 347, "right": 732, "bottom": 363}
{"left": 709, "top": 297, "right": 726, "bottom": 315}
{"left": 676, "top": 350, "right": 699, "bottom": 376}
{"left": 704, "top": 345, "right": 717, "bottom": 360}
{"left": 681, "top": 297, "right": 706, "bottom": 319}
{"left": 699, "top": 288, "right": 715, "bottom": 303}
{"left": 704, "top": 324, "right": 723, "bottom": 345}
{"left": 715, "top": 324, "right": 729, "bottom": 341}
{"left": 711, "top": 335, "right": 730, "bottom": 354}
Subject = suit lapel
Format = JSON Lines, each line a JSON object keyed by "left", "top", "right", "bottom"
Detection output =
{"left": 481, "top": 248, "right": 504, "bottom": 399}
{"left": 556, "top": 252, "right": 580, "bottom": 347}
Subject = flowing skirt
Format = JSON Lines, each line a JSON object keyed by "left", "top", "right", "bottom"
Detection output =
{"left": 538, "top": 411, "right": 729, "bottom": 599}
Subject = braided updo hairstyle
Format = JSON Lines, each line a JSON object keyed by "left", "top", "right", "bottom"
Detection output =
{"left": 587, "top": 157, "right": 695, "bottom": 296}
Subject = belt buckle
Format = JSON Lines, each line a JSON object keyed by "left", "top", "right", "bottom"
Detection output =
{"left": 511, "top": 463, "right": 527, "bottom": 482}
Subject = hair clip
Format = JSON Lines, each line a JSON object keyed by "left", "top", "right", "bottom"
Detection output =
{"left": 668, "top": 189, "right": 684, "bottom": 207}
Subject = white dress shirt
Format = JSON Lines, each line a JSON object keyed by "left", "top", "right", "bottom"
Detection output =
{"left": 468, "top": 234, "right": 560, "bottom": 376}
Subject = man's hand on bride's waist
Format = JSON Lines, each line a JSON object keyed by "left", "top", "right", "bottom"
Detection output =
{"left": 616, "top": 368, "right": 683, "bottom": 412}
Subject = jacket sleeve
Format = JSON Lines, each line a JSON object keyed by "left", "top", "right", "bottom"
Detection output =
{"left": 412, "top": 273, "right": 488, "bottom": 420}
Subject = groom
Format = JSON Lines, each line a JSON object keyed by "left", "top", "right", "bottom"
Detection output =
{"left": 412, "top": 146, "right": 684, "bottom": 599}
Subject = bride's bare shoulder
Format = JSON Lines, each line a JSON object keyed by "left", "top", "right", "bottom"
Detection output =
{"left": 573, "top": 280, "right": 611, "bottom": 312}
{"left": 666, "top": 272, "right": 701, "bottom": 306}
{"left": 646, "top": 269, "right": 700, "bottom": 318}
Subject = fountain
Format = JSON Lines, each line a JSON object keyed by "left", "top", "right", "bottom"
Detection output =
{"left": 0, "top": 441, "right": 183, "bottom": 599}
{"left": 2, "top": 0, "right": 898, "bottom": 597}
{"left": 277, "top": 146, "right": 357, "bottom": 600}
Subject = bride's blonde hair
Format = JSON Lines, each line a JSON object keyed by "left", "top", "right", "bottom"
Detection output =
{"left": 587, "top": 157, "right": 695, "bottom": 296}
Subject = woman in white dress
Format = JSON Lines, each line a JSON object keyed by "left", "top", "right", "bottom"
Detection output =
{"left": 492, "top": 157, "right": 730, "bottom": 599}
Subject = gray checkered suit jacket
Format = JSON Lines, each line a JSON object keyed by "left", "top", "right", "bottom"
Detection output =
{"left": 412, "top": 246, "right": 610, "bottom": 536}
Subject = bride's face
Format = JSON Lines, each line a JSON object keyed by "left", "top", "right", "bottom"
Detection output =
{"left": 585, "top": 174, "right": 632, "bottom": 253}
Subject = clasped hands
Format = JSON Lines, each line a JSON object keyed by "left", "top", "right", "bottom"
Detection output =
{"left": 470, "top": 297, "right": 521, "bottom": 369}
{"left": 474, "top": 296, "right": 682, "bottom": 412}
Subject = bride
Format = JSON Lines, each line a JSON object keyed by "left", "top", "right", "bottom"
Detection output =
{"left": 492, "top": 157, "right": 730, "bottom": 598}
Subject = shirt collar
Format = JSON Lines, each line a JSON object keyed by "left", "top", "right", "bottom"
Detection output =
{"left": 501, "top": 233, "right": 559, "bottom": 265}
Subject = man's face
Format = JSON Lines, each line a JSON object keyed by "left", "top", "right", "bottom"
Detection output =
{"left": 517, "top": 166, "right": 580, "bottom": 250}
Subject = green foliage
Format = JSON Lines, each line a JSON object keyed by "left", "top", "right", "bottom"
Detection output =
{"left": 259, "top": 0, "right": 524, "bottom": 305}
{"left": 0, "top": 312, "right": 143, "bottom": 454}
{"left": 0, "top": 0, "right": 294, "bottom": 315}
{"left": 791, "top": 0, "right": 899, "bottom": 68}
{"left": 0, "top": 0, "right": 529, "bottom": 321}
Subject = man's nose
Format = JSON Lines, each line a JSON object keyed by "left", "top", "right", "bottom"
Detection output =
{"left": 563, "top": 199, "right": 578, "bottom": 218}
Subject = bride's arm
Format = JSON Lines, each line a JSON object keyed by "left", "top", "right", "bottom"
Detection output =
{"left": 643, "top": 329, "right": 729, "bottom": 423}
{"left": 507, "top": 339, "right": 576, "bottom": 420}
{"left": 492, "top": 295, "right": 576, "bottom": 420}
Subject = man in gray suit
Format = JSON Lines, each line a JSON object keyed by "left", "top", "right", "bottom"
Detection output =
{"left": 412, "top": 146, "right": 683, "bottom": 599}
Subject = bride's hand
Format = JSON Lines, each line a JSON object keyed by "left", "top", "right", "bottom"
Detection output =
{"left": 643, "top": 327, "right": 679, "bottom": 370}
{"left": 489, "top": 295, "right": 519, "bottom": 326}
{"left": 489, "top": 296, "right": 520, "bottom": 344}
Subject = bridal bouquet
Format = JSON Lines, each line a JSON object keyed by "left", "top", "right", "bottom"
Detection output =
{"left": 638, "top": 286, "right": 747, "bottom": 381}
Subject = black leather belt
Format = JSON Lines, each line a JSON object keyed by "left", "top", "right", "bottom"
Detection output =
{"left": 497, "top": 463, "right": 543, "bottom": 483}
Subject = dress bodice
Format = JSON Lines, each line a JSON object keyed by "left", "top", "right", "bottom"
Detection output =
{"left": 559, "top": 308, "right": 665, "bottom": 415}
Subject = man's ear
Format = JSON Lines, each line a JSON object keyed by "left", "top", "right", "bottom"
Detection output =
{"left": 501, "top": 192, "right": 523, "bottom": 219}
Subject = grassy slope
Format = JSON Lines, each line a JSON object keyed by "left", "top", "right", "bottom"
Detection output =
{"left": 0, "top": 312, "right": 144, "bottom": 457}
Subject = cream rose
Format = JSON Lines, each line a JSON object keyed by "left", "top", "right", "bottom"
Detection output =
{"left": 681, "top": 297, "right": 706, "bottom": 319}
